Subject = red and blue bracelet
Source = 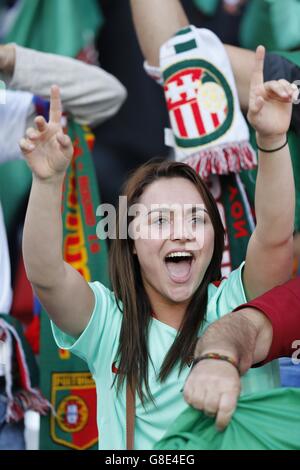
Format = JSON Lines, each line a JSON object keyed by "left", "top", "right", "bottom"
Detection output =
{"left": 192, "top": 352, "right": 240, "bottom": 375}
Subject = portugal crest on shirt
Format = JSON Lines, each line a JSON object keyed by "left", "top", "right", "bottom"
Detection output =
{"left": 50, "top": 372, "right": 98, "bottom": 450}
{"left": 163, "top": 59, "right": 234, "bottom": 149}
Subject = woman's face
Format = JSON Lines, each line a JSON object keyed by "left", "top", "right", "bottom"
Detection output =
{"left": 133, "top": 177, "right": 215, "bottom": 305}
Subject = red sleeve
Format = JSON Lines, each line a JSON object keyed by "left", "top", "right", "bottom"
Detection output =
{"left": 233, "top": 278, "right": 300, "bottom": 365}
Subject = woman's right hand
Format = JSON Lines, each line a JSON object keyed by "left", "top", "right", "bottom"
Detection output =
{"left": 20, "top": 85, "right": 73, "bottom": 182}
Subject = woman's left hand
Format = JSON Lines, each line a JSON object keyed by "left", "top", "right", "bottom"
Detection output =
{"left": 247, "top": 46, "right": 298, "bottom": 139}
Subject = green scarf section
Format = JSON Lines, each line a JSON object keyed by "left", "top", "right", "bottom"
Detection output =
{"left": 240, "top": 0, "right": 300, "bottom": 51}
{"left": 155, "top": 388, "right": 300, "bottom": 450}
{"left": 61, "top": 121, "right": 109, "bottom": 286}
{"left": 193, "top": 0, "right": 220, "bottom": 17}
{"left": 5, "top": 0, "right": 103, "bottom": 56}
{"left": 216, "top": 173, "right": 254, "bottom": 271}
{"left": 204, "top": 174, "right": 255, "bottom": 274}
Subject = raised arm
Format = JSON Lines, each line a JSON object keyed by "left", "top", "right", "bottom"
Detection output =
{"left": 21, "top": 86, "right": 94, "bottom": 337}
{"left": 132, "top": 0, "right": 296, "bottom": 117}
{"left": 130, "top": 0, "right": 255, "bottom": 108}
{"left": 243, "top": 46, "right": 296, "bottom": 299}
{"left": 130, "top": 0, "right": 188, "bottom": 67}
{"left": 0, "top": 44, "right": 127, "bottom": 127}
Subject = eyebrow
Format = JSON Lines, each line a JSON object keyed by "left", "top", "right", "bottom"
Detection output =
{"left": 186, "top": 207, "right": 208, "bottom": 215}
{"left": 147, "top": 206, "right": 208, "bottom": 216}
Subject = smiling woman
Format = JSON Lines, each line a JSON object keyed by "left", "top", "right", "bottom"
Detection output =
{"left": 21, "top": 63, "right": 296, "bottom": 447}
{"left": 110, "top": 161, "right": 224, "bottom": 401}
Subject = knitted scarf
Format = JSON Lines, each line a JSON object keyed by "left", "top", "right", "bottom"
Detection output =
{"left": 0, "top": 315, "right": 50, "bottom": 423}
{"left": 160, "top": 25, "right": 257, "bottom": 177}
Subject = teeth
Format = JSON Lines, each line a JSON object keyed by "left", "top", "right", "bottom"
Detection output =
{"left": 166, "top": 252, "right": 193, "bottom": 259}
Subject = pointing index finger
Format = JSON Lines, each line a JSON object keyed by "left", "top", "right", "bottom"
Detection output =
{"left": 251, "top": 45, "right": 265, "bottom": 88}
{"left": 49, "top": 85, "right": 62, "bottom": 124}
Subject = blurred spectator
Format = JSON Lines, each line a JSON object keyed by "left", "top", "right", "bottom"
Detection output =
{"left": 240, "top": 0, "right": 300, "bottom": 51}
{"left": 192, "top": 0, "right": 247, "bottom": 45}
{"left": 193, "top": 0, "right": 300, "bottom": 51}
{"left": 0, "top": 42, "right": 126, "bottom": 449}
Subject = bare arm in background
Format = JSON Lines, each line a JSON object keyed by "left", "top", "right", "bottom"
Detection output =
{"left": 130, "top": 0, "right": 255, "bottom": 110}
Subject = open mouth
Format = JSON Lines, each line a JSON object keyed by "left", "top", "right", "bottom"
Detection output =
{"left": 164, "top": 251, "right": 195, "bottom": 283}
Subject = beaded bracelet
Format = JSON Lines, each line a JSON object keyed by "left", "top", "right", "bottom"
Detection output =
{"left": 192, "top": 352, "right": 240, "bottom": 375}
{"left": 256, "top": 136, "right": 288, "bottom": 153}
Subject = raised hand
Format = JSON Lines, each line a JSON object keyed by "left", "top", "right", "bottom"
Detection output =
{"left": 247, "top": 46, "right": 298, "bottom": 140}
{"left": 20, "top": 86, "right": 73, "bottom": 181}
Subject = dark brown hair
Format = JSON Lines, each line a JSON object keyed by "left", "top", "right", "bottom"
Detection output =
{"left": 109, "top": 160, "right": 225, "bottom": 404}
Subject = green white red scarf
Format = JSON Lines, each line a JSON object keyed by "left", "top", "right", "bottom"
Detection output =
{"left": 160, "top": 25, "right": 257, "bottom": 178}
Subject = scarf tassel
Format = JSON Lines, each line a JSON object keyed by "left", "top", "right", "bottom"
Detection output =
{"left": 0, "top": 319, "right": 52, "bottom": 423}
{"left": 184, "top": 141, "right": 257, "bottom": 179}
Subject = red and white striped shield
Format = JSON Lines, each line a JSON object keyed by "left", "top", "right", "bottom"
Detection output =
{"left": 163, "top": 60, "right": 234, "bottom": 149}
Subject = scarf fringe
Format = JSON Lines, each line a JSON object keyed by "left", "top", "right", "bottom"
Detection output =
{"left": 0, "top": 319, "right": 52, "bottom": 423}
{"left": 6, "top": 389, "right": 52, "bottom": 423}
{"left": 181, "top": 141, "right": 257, "bottom": 179}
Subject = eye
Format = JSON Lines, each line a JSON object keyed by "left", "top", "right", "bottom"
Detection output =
{"left": 154, "top": 216, "right": 169, "bottom": 226}
{"left": 149, "top": 212, "right": 170, "bottom": 226}
{"left": 191, "top": 215, "right": 205, "bottom": 224}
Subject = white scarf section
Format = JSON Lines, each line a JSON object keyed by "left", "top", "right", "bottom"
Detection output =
{"left": 160, "top": 25, "right": 257, "bottom": 178}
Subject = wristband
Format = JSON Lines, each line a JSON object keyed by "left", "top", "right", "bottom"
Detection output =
{"left": 256, "top": 136, "right": 288, "bottom": 153}
{"left": 192, "top": 352, "right": 240, "bottom": 374}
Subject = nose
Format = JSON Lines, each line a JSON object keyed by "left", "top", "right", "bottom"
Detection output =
{"left": 170, "top": 215, "right": 195, "bottom": 241}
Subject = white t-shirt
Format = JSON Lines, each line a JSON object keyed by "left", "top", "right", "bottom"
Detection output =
{"left": 0, "top": 90, "right": 33, "bottom": 375}
{"left": 0, "top": 89, "right": 33, "bottom": 165}
{"left": 0, "top": 204, "right": 12, "bottom": 315}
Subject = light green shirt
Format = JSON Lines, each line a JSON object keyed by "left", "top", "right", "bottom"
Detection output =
{"left": 51, "top": 263, "right": 280, "bottom": 450}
